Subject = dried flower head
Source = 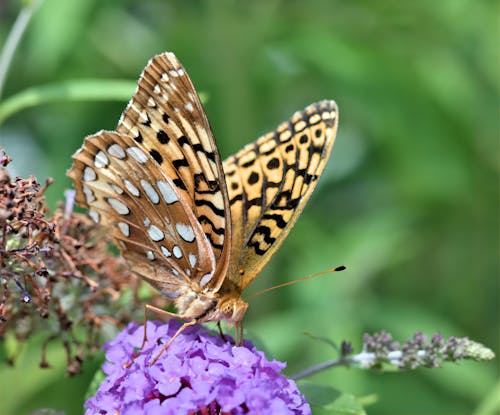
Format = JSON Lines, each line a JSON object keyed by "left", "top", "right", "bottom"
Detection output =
{"left": 85, "top": 320, "right": 311, "bottom": 415}
{"left": 0, "top": 148, "right": 160, "bottom": 375}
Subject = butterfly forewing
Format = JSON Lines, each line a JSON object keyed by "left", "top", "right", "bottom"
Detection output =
{"left": 68, "top": 130, "right": 217, "bottom": 298}
{"left": 223, "top": 100, "right": 338, "bottom": 289}
{"left": 116, "top": 53, "right": 231, "bottom": 284}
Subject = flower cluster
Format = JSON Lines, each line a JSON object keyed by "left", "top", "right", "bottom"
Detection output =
{"left": 0, "top": 148, "right": 157, "bottom": 374}
{"left": 85, "top": 320, "right": 311, "bottom": 415}
{"left": 358, "top": 331, "right": 495, "bottom": 370}
{"left": 291, "top": 330, "right": 495, "bottom": 380}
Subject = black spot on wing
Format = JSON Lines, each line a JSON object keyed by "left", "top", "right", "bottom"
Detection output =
{"left": 157, "top": 130, "right": 170, "bottom": 144}
{"left": 134, "top": 132, "right": 143, "bottom": 143}
{"left": 248, "top": 172, "right": 259, "bottom": 185}
{"left": 173, "top": 178, "right": 187, "bottom": 191}
{"left": 149, "top": 149, "right": 163, "bottom": 164}
{"left": 172, "top": 157, "right": 189, "bottom": 169}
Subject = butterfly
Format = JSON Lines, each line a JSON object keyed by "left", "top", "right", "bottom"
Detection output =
{"left": 68, "top": 52, "right": 338, "bottom": 357}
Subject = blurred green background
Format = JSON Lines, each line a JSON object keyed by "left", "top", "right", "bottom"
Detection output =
{"left": 0, "top": 0, "right": 498, "bottom": 414}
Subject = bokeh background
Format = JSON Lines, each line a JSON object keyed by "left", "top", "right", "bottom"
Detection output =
{"left": 0, "top": 0, "right": 497, "bottom": 414}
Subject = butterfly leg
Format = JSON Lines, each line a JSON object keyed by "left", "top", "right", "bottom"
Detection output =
{"left": 239, "top": 323, "right": 244, "bottom": 345}
{"left": 149, "top": 319, "right": 197, "bottom": 366}
{"left": 141, "top": 303, "right": 185, "bottom": 349}
{"left": 217, "top": 321, "right": 228, "bottom": 342}
{"left": 234, "top": 322, "right": 244, "bottom": 346}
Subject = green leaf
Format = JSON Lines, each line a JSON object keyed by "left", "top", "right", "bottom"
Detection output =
{"left": 473, "top": 380, "right": 500, "bottom": 415}
{"left": 299, "top": 382, "right": 366, "bottom": 415}
{"left": 0, "top": 81, "right": 208, "bottom": 125}
{"left": 0, "top": 79, "right": 136, "bottom": 124}
{"left": 84, "top": 368, "right": 106, "bottom": 402}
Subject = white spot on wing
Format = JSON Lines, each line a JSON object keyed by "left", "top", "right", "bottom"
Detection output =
{"left": 127, "top": 147, "right": 148, "bottom": 164}
{"left": 200, "top": 273, "right": 213, "bottom": 287}
{"left": 189, "top": 253, "right": 197, "bottom": 268}
{"left": 146, "top": 250, "right": 155, "bottom": 260}
{"left": 83, "top": 167, "right": 96, "bottom": 182}
{"left": 153, "top": 84, "right": 161, "bottom": 94}
{"left": 108, "top": 144, "right": 126, "bottom": 159}
{"left": 157, "top": 180, "right": 179, "bottom": 204}
{"left": 144, "top": 218, "right": 151, "bottom": 227}
{"left": 176, "top": 223, "right": 195, "bottom": 243}
{"left": 138, "top": 110, "right": 148, "bottom": 122}
{"left": 161, "top": 246, "right": 171, "bottom": 257}
{"left": 88, "top": 209, "right": 99, "bottom": 223}
{"left": 94, "top": 151, "right": 109, "bottom": 168}
{"left": 172, "top": 246, "right": 182, "bottom": 259}
{"left": 185, "top": 102, "right": 194, "bottom": 112}
{"left": 140, "top": 179, "right": 159, "bottom": 204}
{"left": 83, "top": 185, "right": 95, "bottom": 203}
{"left": 117, "top": 222, "right": 130, "bottom": 236}
{"left": 123, "top": 179, "right": 140, "bottom": 197}
{"left": 107, "top": 198, "right": 130, "bottom": 215}
{"left": 111, "top": 184, "right": 124, "bottom": 194}
{"left": 148, "top": 225, "right": 164, "bottom": 242}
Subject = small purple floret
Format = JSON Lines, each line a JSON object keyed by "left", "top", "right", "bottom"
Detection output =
{"left": 84, "top": 320, "right": 311, "bottom": 415}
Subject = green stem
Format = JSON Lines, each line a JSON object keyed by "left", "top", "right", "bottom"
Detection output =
{"left": 0, "top": 0, "right": 42, "bottom": 100}
{"left": 291, "top": 357, "right": 349, "bottom": 380}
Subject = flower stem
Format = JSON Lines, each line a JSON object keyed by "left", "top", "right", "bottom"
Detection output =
{"left": 291, "top": 357, "right": 349, "bottom": 380}
{"left": 0, "top": 0, "right": 43, "bottom": 100}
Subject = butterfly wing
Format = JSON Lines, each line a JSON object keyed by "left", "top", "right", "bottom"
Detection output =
{"left": 116, "top": 52, "right": 232, "bottom": 286}
{"left": 68, "top": 131, "right": 216, "bottom": 300}
{"left": 68, "top": 52, "right": 233, "bottom": 301}
{"left": 222, "top": 100, "right": 338, "bottom": 289}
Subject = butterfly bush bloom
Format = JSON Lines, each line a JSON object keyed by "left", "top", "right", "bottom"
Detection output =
{"left": 85, "top": 320, "right": 310, "bottom": 415}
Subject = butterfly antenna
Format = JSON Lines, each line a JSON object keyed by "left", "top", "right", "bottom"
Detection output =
{"left": 247, "top": 265, "right": 346, "bottom": 299}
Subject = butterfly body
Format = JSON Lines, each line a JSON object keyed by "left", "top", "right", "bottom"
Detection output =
{"left": 171, "top": 278, "right": 248, "bottom": 326}
{"left": 68, "top": 52, "right": 338, "bottom": 332}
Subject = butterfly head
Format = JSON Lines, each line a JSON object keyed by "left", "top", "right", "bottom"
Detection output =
{"left": 217, "top": 295, "right": 249, "bottom": 327}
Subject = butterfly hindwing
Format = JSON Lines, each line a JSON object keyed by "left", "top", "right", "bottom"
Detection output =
{"left": 222, "top": 100, "right": 338, "bottom": 289}
{"left": 68, "top": 130, "right": 217, "bottom": 299}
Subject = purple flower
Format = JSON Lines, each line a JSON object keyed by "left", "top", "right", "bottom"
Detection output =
{"left": 84, "top": 320, "right": 311, "bottom": 415}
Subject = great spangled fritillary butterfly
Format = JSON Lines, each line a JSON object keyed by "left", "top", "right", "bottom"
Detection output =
{"left": 68, "top": 52, "right": 338, "bottom": 352}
